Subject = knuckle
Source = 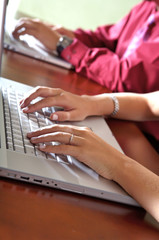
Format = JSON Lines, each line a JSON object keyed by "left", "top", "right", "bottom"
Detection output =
{"left": 57, "top": 132, "right": 65, "bottom": 139}
{"left": 81, "top": 127, "right": 91, "bottom": 136}
{"left": 57, "top": 87, "right": 62, "bottom": 92}
{"left": 48, "top": 88, "right": 54, "bottom": 95}
{"left": 65, "top": 125, "right": 74, "bottom": 133}
{"left": 83, "top": 126, "right": 91, "bottom": 131}
{"left": 60, "top": 91, "right": 67, "bottom": 99}
{"left": 35, "top": 86, "right": 42, "bottom": 93}
{"left": 55, "top": 88, "right": 63, "bottom": 95}
{"left": 63, "top": 112, "right": 70, "bottom": 121}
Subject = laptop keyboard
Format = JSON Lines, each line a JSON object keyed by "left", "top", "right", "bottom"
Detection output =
{"left": 2, "top": 87, "right": 71, "bottom": 165}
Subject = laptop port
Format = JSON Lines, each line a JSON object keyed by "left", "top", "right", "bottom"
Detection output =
{"left": 33, "top": 179, "right": 42, "bottom": 183}
{"left": 20, "top": 176, "right": 30, "bottom": 180}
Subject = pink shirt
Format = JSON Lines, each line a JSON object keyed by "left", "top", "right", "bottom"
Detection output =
{"left": 61, "top": 0, "right": 159, "bottom": 141}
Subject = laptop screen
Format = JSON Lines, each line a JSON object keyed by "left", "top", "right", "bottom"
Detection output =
{"left": 0, "top": 0, "right": 8, "bottom": 75}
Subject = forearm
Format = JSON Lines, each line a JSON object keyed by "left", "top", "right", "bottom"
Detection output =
{"left": 74, "top": 13, "right": 129, "bottom": 50}
{"left": 110, "top": 92, "right": 154, "bottom": 121}
{"left": 112, "top": 155, "right": 159, "bottom": 222}
{"left": 74, "top": 27, "right": 116, "bottom": 49}
{"left": 62, "top": 37, "right": 159, "bottom": 93}
{"left": 85, "top": 92, "right": 159, "bottom": 121}
{"left": 110, "top": 92, "right": 159, "bottom": 121}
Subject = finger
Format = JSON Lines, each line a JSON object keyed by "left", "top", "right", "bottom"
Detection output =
{"left": 27, "top": 124, "right": 91, "bottom": 138}
{"left": 20, "top": 86, "right": 46, "bottom": 108}
{"left": 12, "top": 21, "right": 35, "bottom": 38}
{"left": 50, "top": 109, "right": 85, "bottom": 122}
{"left": 27, "top": 125, "right": 57, "bottom": 138}
{"left": 12, "top": 28, "right": 26, "bottom": 39}
{"left": 52, "top": 24, "right": 62, "bottom": 30}
{"left": 22, "top": 97, "right": 55, "bottom": 113}
{"left": 22, "top": 95, "right": 67, "bottom": 113}
{"left": 39, "top": 143, "right": 78, "bottom": 157}
{"left": 20, "top": 87, "right": 62, "bottom": 109}
{"left": 50, "top": 111, "right": 71, "bottom": 121}
{"left": 30, "top": 131, "right": 83, "bottom": 146}
{"left": 13, "top": 18, "right": 36, "bottom": 30}
{"left": 13, "top": 28, "right": 36, "bottom": 39}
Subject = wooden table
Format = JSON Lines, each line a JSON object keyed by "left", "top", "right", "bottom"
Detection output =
{"left": 1, "top": 50, "right": 159, "bottom": 240}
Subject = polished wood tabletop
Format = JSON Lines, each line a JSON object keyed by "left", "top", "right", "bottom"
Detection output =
{"left": 0, "top": 50, "right": 159, "bottom": 240}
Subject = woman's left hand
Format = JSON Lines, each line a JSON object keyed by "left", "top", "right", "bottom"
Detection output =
{"left": 27, "top": 124, "right": 125, "bottom": 180}
{"left": 20, "top": 86, "right": 100, "bottom": 122}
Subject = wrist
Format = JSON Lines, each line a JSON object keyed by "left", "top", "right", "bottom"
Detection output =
{"left": 91, "top": 94, "right": 116, "bottom": 116}
{"left": 56, "top": 35, "right": 73, "bottom": 55}
{"left": 109, "top": 95, "right": 119, "bottom": 117}
{"left": 81, "top": 95, "right": 97, "bottom": 116}
{"left": 80, "top": 94, "right": 114, "bottom": 117}
{"left": 93, "top": 94, "right": 120, "bottom": 117}
{"left": 99, "top": 144, "right": 127, "bottom": 181}
{"left": 46, "top": 33, "right": 61, "bottom": 51}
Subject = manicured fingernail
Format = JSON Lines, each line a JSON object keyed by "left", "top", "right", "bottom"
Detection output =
{"left": 51, "top": 114, "right": 58, "bottom": 120}
{"left": 27, "top": 132, "right": 33, "bottom": 138}
{"left": 22, "top": 107, "right": 29, "bottom": 113}
{"left": 39, "top": 145, "right": 46, "bottom": 150}
{"left": 30, "top": 137, "right": 37, "bottom": 143}
{"left": 20, "top": 102, "right": 24, "bottom": 108}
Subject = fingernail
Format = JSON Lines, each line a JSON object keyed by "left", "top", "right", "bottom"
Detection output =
{"left": 20, "top": 101, "right": 25, "bottom": 108}
{"left": 39, "top": 145, "right": 46, "bottom": 150}
{"left": 30, "top": 137, "right": 36, "bottom": 143}
{"left": 51, "top": 114, "right": 58, "bottom": 120}
{"left": 30, "top": 137, "right": 38, "bottom": 143}
{"left": 22, "top": 107, "right": 29, "bottom": 113}
{"left": 27, "top": 132, "right": 32, "bottom": 138}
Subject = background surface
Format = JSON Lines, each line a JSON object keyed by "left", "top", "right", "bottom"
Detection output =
{"left": 7, "top": 0, "right": 141, "bottom": 30}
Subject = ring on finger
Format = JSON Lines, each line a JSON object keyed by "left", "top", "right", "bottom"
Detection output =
{"left": 68, "top": 133, "right": 74, "bottom": 145}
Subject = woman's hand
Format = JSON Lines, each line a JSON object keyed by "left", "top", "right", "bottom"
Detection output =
{"left": 27, "top": 124, "right": 124, "bottom": 180}
{"left": 20, "top": 86, "right": 102, "bottom": 121}
{"left": 12, "top": 18, "right": 62, "bottom": 51}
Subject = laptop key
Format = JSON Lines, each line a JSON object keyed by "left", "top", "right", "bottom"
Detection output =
{"left": 14, "top": 145, "right": 24, "bottom": 153}
{"left": 25, "top": 145, "right": 35, "bottom": 156}
{"left": 7, "top": 142, "right": 13, "bottom": 151}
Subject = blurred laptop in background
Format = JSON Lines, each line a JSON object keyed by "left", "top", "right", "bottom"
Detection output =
{"left": 3, "top": 0, "right": 73, "bottom": 69}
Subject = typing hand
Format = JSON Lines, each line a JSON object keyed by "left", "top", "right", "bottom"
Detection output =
{"left": 12, "top": 18, "right": 61, "bottom": 51}
{"left": 27, "top": 123, "right": 118, "bottom": 180}
{"left": 20, "top": 86, "right": 96, "bottom": 122}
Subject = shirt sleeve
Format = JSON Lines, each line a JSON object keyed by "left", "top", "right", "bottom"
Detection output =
{"left": 61, "top": 39, "right": 159, "bottom": 93}
{"left": 73, "top": 15, "right": 128, "bottom": 51}
{"left": 60, "top": 14, "right": 129, "bottom": 91}
{"left": 61, "top": 1, "right": 159, "bottom": 93}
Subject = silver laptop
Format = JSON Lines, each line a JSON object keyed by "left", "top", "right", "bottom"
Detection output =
{"left": 3, "top": 3, "right": 73, "bottom": 70}
{"left": 0, "top": 0, "right": 139, "bottom": 207}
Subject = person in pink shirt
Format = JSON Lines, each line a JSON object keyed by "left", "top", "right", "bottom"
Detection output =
{"left": 13, "top": 0, "right": 159, "bottom": 93}
{"left": 12, "top": 0, "right": 159, "bottom": 153}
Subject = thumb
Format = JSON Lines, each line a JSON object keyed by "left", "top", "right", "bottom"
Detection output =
{"left": 50, "top": 110, "right": 84, "bottom": 122}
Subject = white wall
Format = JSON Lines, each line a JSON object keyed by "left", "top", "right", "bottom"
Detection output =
{"left": 8, "top": 0, "right": 141, "bottom": 30}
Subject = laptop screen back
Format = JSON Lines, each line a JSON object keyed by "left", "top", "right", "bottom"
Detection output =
{"left": 0, "top": 0, "right": 7, "bottom": 75}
